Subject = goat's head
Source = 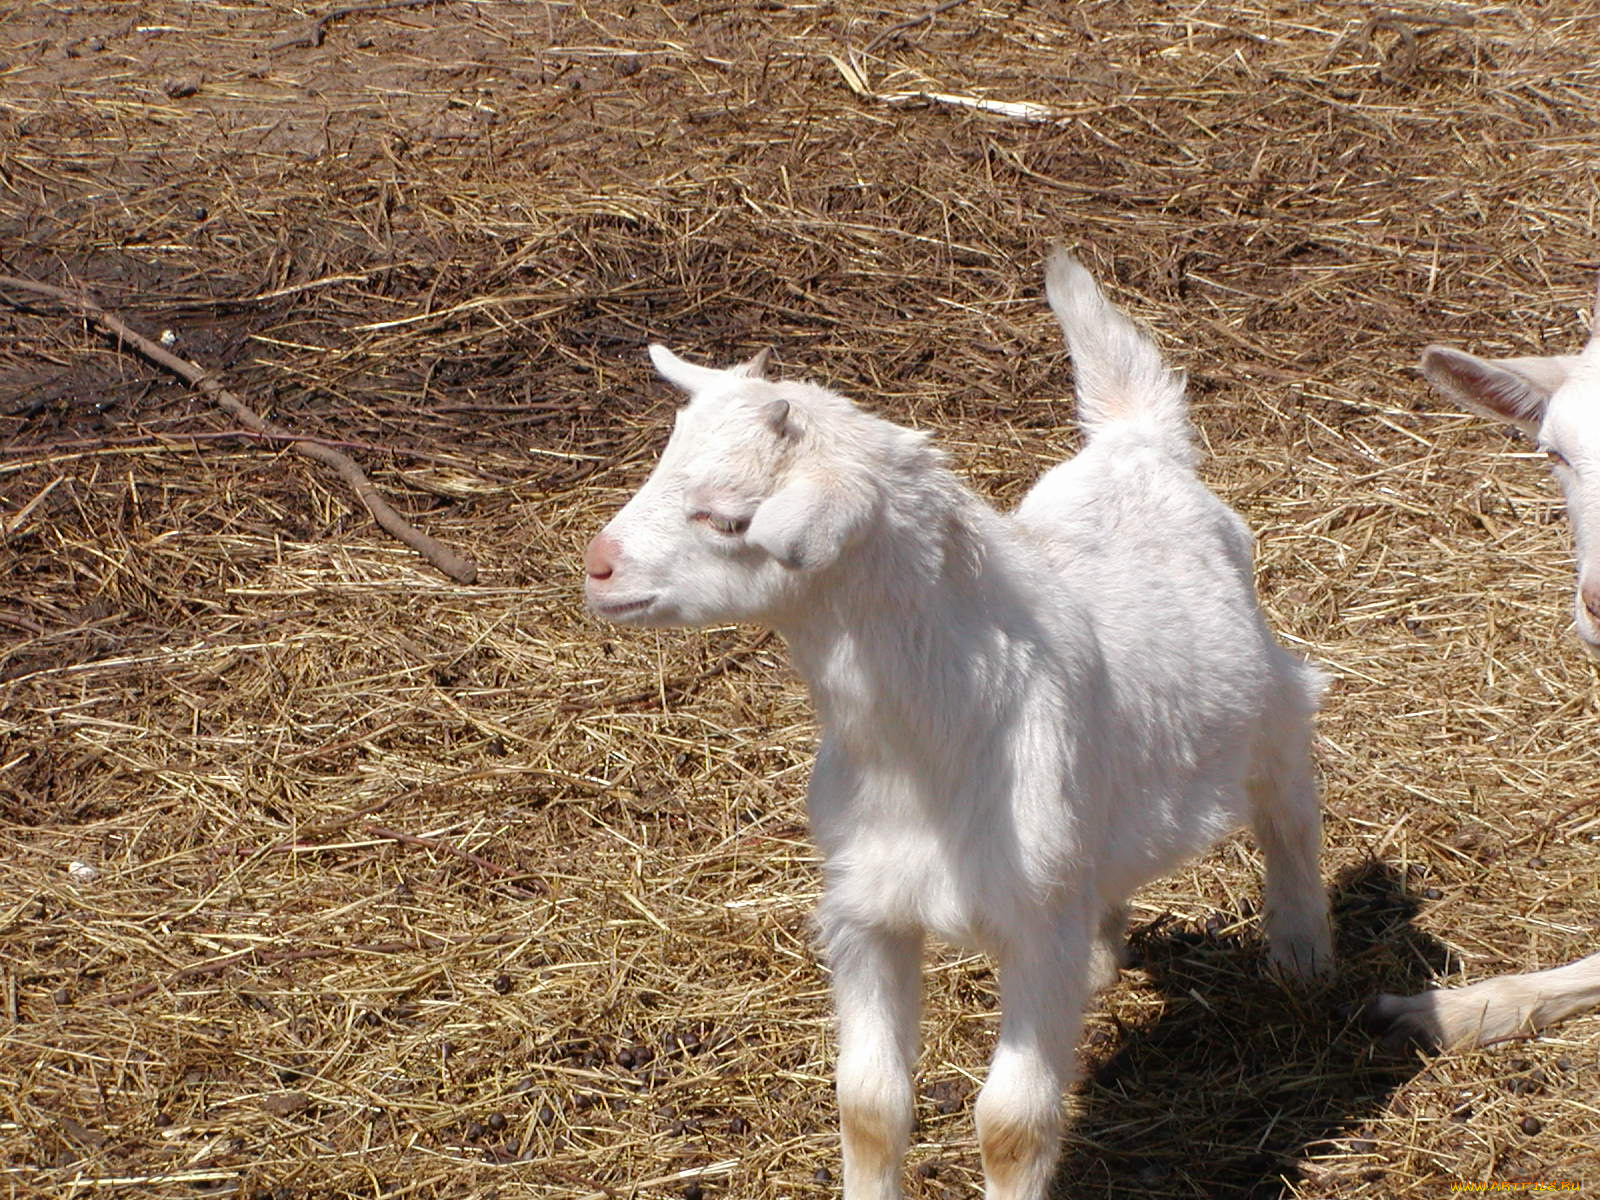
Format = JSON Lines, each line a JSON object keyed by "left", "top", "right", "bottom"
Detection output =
{"left": 584, "top": 345, "right": 879, "bottom": 628}
{"left": 1421, "top": 280, "right": 1600, "bottom": 654}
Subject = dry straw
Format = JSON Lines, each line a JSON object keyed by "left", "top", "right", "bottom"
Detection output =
{"left": 2, "top": 2, "right": 1598, "bottom": 1197}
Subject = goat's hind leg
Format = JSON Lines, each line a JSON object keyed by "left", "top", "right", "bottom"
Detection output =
{"left": 1247, "top": 680, "right": 1332, "bottom": 981}
{"left": 1087, "top": 902, "right": 1129, "bottom": 992}
{"left": 826, "top": 921, "right": 923, "bottom": 1200}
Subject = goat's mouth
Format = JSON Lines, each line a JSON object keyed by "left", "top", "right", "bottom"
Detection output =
{"left": 590, "top": 595, "right": 657, "bottom": 621}
{"left": 1571, "top": 614, "right": 1600, "bottom": 660}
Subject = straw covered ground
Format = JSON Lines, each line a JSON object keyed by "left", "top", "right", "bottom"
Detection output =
{"left": 3, "top": 1, "right": 1599, "bottom": 1196}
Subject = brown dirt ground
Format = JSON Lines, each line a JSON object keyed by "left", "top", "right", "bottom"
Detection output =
{"left": 2, "top": 2, "right": 1599, "bottom": 1197}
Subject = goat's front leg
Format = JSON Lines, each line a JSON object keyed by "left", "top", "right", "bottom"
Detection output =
{"left": 826, "top": 921, "right": 923, "bottom": 1200}
{"left": 975, "top": 917, "right": 1092, "bottom": 1200}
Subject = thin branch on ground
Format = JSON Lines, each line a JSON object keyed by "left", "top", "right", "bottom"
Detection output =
{"left": 863, "top": 0, "right": 978, "bottom": 55}
{"left": 0, "top": 273, "right": 479, "bottom": 583}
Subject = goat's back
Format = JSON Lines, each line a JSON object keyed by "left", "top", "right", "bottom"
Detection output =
{"left": 1014, "top": 431, "right": 1318, "bottom": 893}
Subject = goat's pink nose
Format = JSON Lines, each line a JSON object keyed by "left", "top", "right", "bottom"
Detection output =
{"left": 585, "top": 531, "right": 620, "bottom": 581}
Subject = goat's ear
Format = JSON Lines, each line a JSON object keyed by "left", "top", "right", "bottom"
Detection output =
{"left": 747, "top": 475, "right": 872, "bottom": 571}
{"left": 649, "top": 344, "right": 727, "bottom": 394}
{"left": 730, "top": 347, "right": 774, "bottom": 380}
{"left": 1419, "top": 345, "right": 1568, "bottom": 436}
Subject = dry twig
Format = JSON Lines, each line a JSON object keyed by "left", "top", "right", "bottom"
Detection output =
{"left": 0, "top": 273, "right": 479, "bottom": 583}
{"left": 863, "top": 0, "right": 979, "bottom": 55}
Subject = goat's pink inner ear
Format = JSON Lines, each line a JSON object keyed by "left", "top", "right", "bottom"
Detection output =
{"left": 761, "top": 398, "right": 790, "bottom": 434}
{"left": 1420, "top": 346, "right": 1551, "bottom": 434}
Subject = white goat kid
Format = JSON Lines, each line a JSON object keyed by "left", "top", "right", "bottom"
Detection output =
{"left": 584, "top": 252, "right": 1331, "bottom": 1199}
{"left": 1364, "top": 286, "right": 1600, "bottom": 1049}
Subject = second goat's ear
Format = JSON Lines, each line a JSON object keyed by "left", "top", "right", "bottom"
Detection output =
{"left": 747, "top": 475, "right": 873, "bottom": 571}
{"left": 1419, "top": 345, "right": 1564, "bottom": 436}
{"left": 649, "top": 344, "right": 727, "bottom": 394}
{"left": 730, "top": 347, "right": 774, "bottom": 379}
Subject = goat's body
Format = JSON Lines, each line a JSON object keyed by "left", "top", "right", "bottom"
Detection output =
{"left": 790, "top": 375, "right": 1327, "bottom": 1200}
{"left": 797, "top": 427, "right": 1317, "bottom": 961}
{"left": 1020, "top": 432, "right": 1323, "bottom": 904}
{"left": 585, "top": 251, "right": 1330, "bottom": 1199}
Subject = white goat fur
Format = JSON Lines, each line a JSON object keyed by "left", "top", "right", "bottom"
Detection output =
{"left": 583, "top": 252, "right": 1332, "bottom": 1199}
{"left": 1365, "top": 286, "right": 1600, "bottom": 1049}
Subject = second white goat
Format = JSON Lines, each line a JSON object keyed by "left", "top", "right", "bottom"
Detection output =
{"left": 1364, "top": 283, "right": 1600, "bottom": 1049}
{"left": 584, "top": 250, "right": 1332, "bottom": 1199}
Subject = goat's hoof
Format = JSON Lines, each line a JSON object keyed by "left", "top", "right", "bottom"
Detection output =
{"left": 1266, "top": 934, "right": 1333, "bottom": 984}
{"left": 1362, "top": 993, "right": 1442, "bottom": 1052}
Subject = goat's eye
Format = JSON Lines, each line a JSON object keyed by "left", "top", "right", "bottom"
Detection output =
{"left": 694, "top": 511, "right": 750, "bottom": 535}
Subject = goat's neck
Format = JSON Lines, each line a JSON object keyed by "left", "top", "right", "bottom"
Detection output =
{"left": 776, "top": 490, "right": 1049, "bottom": 751}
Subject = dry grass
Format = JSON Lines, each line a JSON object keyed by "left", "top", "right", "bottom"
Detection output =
{"left": 2, "top": 1, "right": 1599, "bottom": 1196}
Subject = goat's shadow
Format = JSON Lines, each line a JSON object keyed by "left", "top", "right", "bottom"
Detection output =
{"left": 1049, "top": 860, "right": 1449, "bottom": 1198}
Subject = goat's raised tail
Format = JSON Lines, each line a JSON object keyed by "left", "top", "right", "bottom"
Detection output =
{"left": 1045, "top": 249, "right": 1195, "bottom": 466}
